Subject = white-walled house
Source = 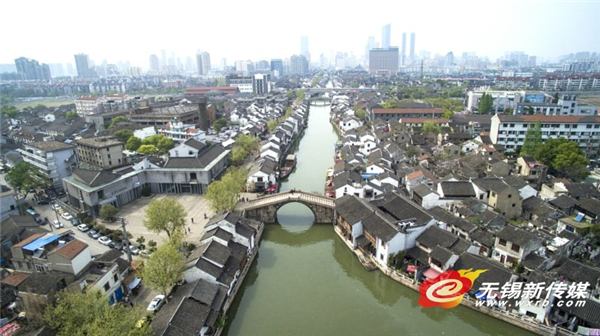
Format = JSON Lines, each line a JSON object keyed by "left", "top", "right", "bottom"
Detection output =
{"left": 133, "top": 126, "right": 157, "bottom": 140}
{"left": 246, "top": 158, "right": 278, "bottom": 192}
{"left": 169, "top": 138, "right": 207, "bottom": 157}
{"left": 339, "top": 116, "right": 362, "bottom": 134}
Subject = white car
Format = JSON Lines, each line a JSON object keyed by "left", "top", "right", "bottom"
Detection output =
{"left": 61, "top": 212, "right": 73, "bottom": 221}
{"left": 51, "top": 204, "right": 62, "bottom": 211}
{"left": 147, "top": 295, "right": 165, "bottom": 312}
{"left": 77, "top": 224, "right": 90, "bottom": 232}
{"left": 52, "top": 220, "right": 63, "bottom": 229}
{"left": 98, "top": 236, "right": 112, "bottom": 246}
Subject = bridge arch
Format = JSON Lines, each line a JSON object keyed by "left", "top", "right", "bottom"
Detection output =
{"left": 240, "top": 190, "right": 335, "bottom": 224}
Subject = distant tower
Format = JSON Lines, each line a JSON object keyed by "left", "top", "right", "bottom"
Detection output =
{"left": 409, "top": 32, "right": 415, "bottom": 64}
{"left": 196, "top": 52, "right": 211, "bottom": 75}
{"left": 74, "top": 53, "right": 91, "bottom": 78}
{"left": 301, "top": 36, "right": 310, "bottom": 63}
{"left": 401, "top": 33, "right": 407, "bottom": 66}
{"left": 381, "top": 24, "right": 391, "bottom": 49}
{"left": 365, "top": 36, "right": 377, "bottom": 65}
{"left": 149, "top": 54, "right": 159, "bottom": 72}
{"left": 160, "top": 49, "right": 167, "bottom": 68}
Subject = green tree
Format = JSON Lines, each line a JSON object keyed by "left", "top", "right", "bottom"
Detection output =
{"left": 534, "top": 137, "right": 570, "bottom": 166}
{"left": 422, "top": 120, "right": 441, "bottom": 134}
{"left": 267, "top": 119, "right": 278, "bottom": 132}
{"left": 99, "top": 204, "right": 118, "bottom": 222}
{"left": 478, "top": 92, "right": 493, "bottom": 114}
{"left": 65, "top": 111, "right": 78, "bottom": 119}
{"left": 1, "top": 105, "right": 19, "bottom": 118}
{"left": 213, "top": 118, "right": 227, "bottom": 132}
{"left": 442, "top": 108, "right": 454, "bottom": 119}
{"left": 206, "top": 167, "right": 249, "bottom": 212}
{"left": 114, "top": 129, "right": 133, "bottom": 143}
{"left": 44, "top": 289, "right": 150, "bottom": 336}
{"left": 136, "top": 144, "right": 158, "bottom": 156}
{"left": 109, "top": 116, "right": 128, "bottom": 130}
{"left": 520, "top": 121, "right": 542, "bottom": 156}
{"left": 143, "top": 198, "right": 187, "bottom": 239}
{"left": 552, "top": 92, "right": 560, "bottom": 104}
{"left": 156, "top": 136, "right": 175, "bottom": 154}
{"left": 504, "top": 107, "right": 514, "bottom": 115}
{"left": 354, "top": 108, "right": 367, "bottom": 121}
{"left": 235, "top": 134, "right": 259, "bottom": 153}
{"left": 126, "top": 136, "right": 142, "bottom": 151}
{"left": 553, "top": 143, "right": 589, "bottom": 181}
{"left": 142, "top": 242, "right": 185, "bottom": 300}
{"left": 230, "top": 146, "right": 248, "bottom": 166}
{"left": 6, "top": 162, "right": 52, "bottom": 195}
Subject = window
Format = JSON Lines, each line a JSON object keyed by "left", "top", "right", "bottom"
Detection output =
{"left": 512, "top": 203, "right": 516, "bottom": 207}
{"left": 499, "top": 238, "right": 507, "bottom": 246}
{"left": 104, "top": 282, "right": 110, "bottom": 291}
{"left": 508, "top": 194, "right": 512, "bottom": 198}
{"left": 511, "top": 243, "right": 520, "bottom": 252}
{"left": 113, "top": 274, "right": 118, "bottom": 283}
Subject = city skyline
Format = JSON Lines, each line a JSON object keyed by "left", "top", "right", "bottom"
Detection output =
{"left": 1, "top": 0, "right": 599, "bottom": 69}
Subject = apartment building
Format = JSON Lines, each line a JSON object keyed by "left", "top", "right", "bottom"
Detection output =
{"left": 514, "top": 95, "right": 597, "bottom": 116}
{"left": 466, "top": 90, "right": 551, "bottom": 113}
{"left": 490, "top": 114, "right": 600, "bottom": 157}
{"left": 17, "top": 141, "right": 78, "bottom": 192}
{"left": 76, "top": 136, "right": 125, "bottom": 169}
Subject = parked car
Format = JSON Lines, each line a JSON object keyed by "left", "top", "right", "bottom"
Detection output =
{"left": 77, "top": 224, "right": 90, "bottom": 232}
{"left": 108, "top": 241, "right": 123, "bottom": 250}
{"left": 139, "top": 250, "right": 153, "bottom": 258}
{"left": 26, "top": 209, "right": 38, "bottom": 216}
{"left": 147, "top": 295, "right": 165, "bottom": 312}
{"left": 61, "top": 212, "right": 73, "bottom": 221}
{"left": 71, "top": 218, "right": 81, "bottom": 226}
{"left": 51, "top": 204, "right": 61, "bottom": 211}
{"left": 52, "top": 220, "right": 63, "bottom": 229}
{"left": 87, "top": 230, "right": 101, "bottom": 239}
{"left": 128, "top": 245, "right": 140, "bottom": 255}
{"left": 98, "top": 236, "right": 112, "bottom": 245}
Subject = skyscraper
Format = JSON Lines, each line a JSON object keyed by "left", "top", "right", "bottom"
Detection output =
{"left": 196, "top": 52, "right": 211, "bottom": 75}
{"left": 381, "top": 24, "right": 391, "bottom": 49}
{"left": 365, "top": 36, "right": 378, "bottom": 65}
{"left": 401, "top": 32, "right": 407, "bottom": 66}
{"left": 301, "top": 36, "right": 310, "bottom": 62}
{"left": 161, "top": 49, "right": 167, "bottom": 68}
{"left": 409, "top": 32, "right": 415, "bottom": 63}
{"left": 270, "top": 59, "right": 283, "bottom": 77}
{"left": 14, "top": 57, "right": 51, "bottom": 80}
{"left": 149, "top": 54, "right": 159, "bottom": 72}
{"left": 74, "top": 53, "right": 94, "bottom": 78}
{"left": 290, "top": 55, "right": 309, "bottom": 75}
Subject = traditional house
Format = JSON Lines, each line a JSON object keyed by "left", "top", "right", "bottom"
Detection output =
{"left": 492, "top": 225, "right": 543, "bottom": 267}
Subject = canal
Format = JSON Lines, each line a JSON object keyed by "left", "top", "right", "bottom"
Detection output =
{"left": 223, "top": 102, "right": 535, "bottom": 336}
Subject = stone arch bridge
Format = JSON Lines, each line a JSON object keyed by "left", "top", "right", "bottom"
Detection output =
{"left": 239, "top": 190, "right": 335, "bottom": 224}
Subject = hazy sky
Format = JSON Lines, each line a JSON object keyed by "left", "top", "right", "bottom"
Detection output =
{"left": 2, "top": 0, "right": 599, "bottom": 68}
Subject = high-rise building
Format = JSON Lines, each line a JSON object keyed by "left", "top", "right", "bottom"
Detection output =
{"left": 401, "top": 33, "right": 407, "bottom": 66}
{"left": 382, "top": 24, "right": 391, "bottom": 49}
{"left": 270, "top": 59, "right": 283, "bottom": 77}
{"left": 149, "top": 54, "right": 159, "bottom": 72}
{"left": 290, "top": 55, "right": 309, "bottom": 75}
{"left": 161, "top": 49, "right": 167, "bottom": 67}
{"left": 369, "top": 48, "right": 399, "bottom": 76}
{"left": 365, "top": 36, "right": 379, "bottom": 66}
{"left": 253, "top": 74, "right": 271, "bottom": 95}
{"left": 14, "top": 57, "right": 51, "bottom": 80}
{"left": 409, "top": 32, "right": 415, "bottom": 63}
{"left": 196, "top": 52, "right": 211, "bottom": 75}
{"left": 301, "top": 36, "right": 310, "bottom": 63}
{"left": 74, "top": 53, "right": 94, "bottom": 78}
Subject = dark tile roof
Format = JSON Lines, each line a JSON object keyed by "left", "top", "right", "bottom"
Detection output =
{"left": 472, "top": 178, "right": 509, "bottom": 192}
{"left": 202, "top": 240, "right": 230, "bottom": 266}
{"left": 452, "top": 253, "right": 513, "bottom": 294}
{"left": 18, "top": 271, "right": 70, "bottom": 295}
{"left": 194, "top": 258, "right": 222, "bottom": 279}
{"left": 522, "top": 196, "right": 556, "bottom": 218}
{"left": 412, "top": 184, "right": 435, "bottom": 198}
{"left": 502, "top": 175, "right": 528, "bottom": 189}
{"left": 361, "top": 211, "right": 399, "bottom": 242}
{"left": 469, "top": 228, "right": 495, "bottom": 247}
{"left": 427, "top": 207, "right": 476, "bottom": 233}
{"left": 335, "top": 195, "right": 374, "bottom": 225}
{"left": 576, "top": 197, "right": 600, "bottom": 216}
{"left": 406, "top": 246, "right": 429, "bottom": 264}
{"left": 449, "top": 239, "right": 472, "bottom": 255}
{"left": 163, "top": 298, "right": 211, "bottom": 336}
{"left": 165, "top": 145, "right": 227, "bottom": 169}
{"left": 26, "top": 141, "right": 75, "bottom": 152}
{"left": 555, "top": 298, "right": 600, "bottom": 328}
{"left": 556, "top": 259, "right": 600, "bottom": 286}
{"left": 416, "top": 225, "right": 457, "bottom": 249}
{"left": 201, "top": 227, "right": 233, "bottom": 243}
{"left": 183, "top": 138, "right": 206, "bottom": 151}
{"left": 93, "top": 249, "right": 123, "bottom": 263}
{"left": 1, "top": 215, "right": 43, "bottom": 242}
{"left": 563, "top": 182, "right": 600, "bottom": 199}
{"left": 495, "top": 225, "right": 538, "bottom": 247}
{"left": 440, "top": 181, "right": 476, "bottom": 197}
{"left": 190, "top": 278, "right": 221, "bottom": 306}
{"left": 72, "top": 168, "right": 120, "bottom": 187}
{"left": 520, "top": 253, "right": 547, "bottom": 270}
{"left": 235, "top": 222, "right": 255, "bottom": 239}
{"left": 430, "top": 246, "right": 454, "bottom": 264}
{"left": 376, "top": 192, "right": 433, "bottom": 226}
{"left": 549, "top": 195, "right": 577, "bottom": 209}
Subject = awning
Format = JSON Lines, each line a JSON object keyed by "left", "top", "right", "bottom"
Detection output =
{"left": 23, "top": 234, "right": 60, "bottom": 251}
{"left": 407, "top": 265, "right": 417, "bottom": 273}
{"left": 127, "top": 277, "right": 141, "bottom": 290}
{"left": 423, "top": 267, "right": 442, "bottom": 279}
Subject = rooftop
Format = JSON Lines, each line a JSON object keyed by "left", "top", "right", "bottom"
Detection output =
{"left": 76, "top": 136, "right": 123, "bottom": 148}
{"left": 25, "top": 141, "right": 75, "bottom": 152}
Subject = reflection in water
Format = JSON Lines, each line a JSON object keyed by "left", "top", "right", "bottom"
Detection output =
{"left": 223, "top": 103, "right": 535, "bottom": 336}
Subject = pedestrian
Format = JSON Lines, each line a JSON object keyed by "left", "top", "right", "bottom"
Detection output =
{"left": 188, "top": 227, "right": 191, "bottom": 233}
{"left": 191, "top": 217, "right": 194, "bottom": 224}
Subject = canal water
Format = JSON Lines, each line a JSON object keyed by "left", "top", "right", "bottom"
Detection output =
{"left": 223, "top": 103, "right": 535, "bottom": 336}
